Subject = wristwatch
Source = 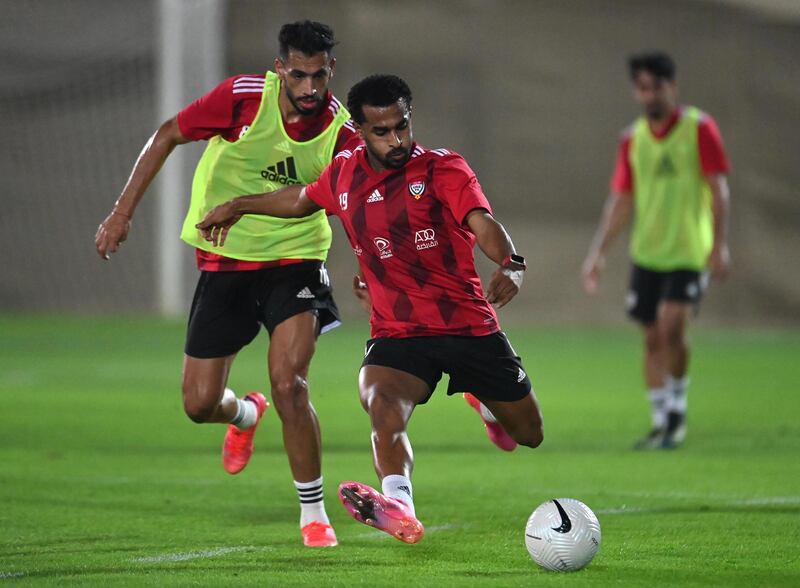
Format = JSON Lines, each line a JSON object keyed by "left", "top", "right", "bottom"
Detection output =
{"left": 502, "top": 254, "right": 527, "bottom": 271}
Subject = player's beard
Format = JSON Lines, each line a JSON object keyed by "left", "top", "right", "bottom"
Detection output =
{"left": 380, "top": 146, "right": 411, "bottom": 170}
{"left": 645, "top": 101, "right": 669, "bottom": 121}
{"left": 288, "top": 90, "right": 324, "bottom": 116}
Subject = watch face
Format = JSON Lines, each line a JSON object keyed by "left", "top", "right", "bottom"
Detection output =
{"left": 507, "top": 254, "right": 526, "bottom": 270}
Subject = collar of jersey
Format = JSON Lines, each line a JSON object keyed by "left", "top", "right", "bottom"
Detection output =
{"left": 646, "top": 105, "right": 683, "bottom": 141}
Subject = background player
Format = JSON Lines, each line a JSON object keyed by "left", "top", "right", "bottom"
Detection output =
{"left": 94, "top": 21, "right": 362, "bottom": 547}
{"left": 582, "top": 51, "right": 731, "bottom": 449}
{"left": 196, "top": 74, "right": 544, "bottom": 543}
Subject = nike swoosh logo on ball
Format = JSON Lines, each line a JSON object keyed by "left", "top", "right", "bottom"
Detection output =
{"left": 551, "top": 499, "right": 572, "bottom": 533}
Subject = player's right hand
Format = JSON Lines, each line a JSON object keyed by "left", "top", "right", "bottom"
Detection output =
{"left": 581, "top": 253, "right": 605, "bottom": 294}
{"left": 196, "top": 201, "right": 242, "bottom": 247}
{"left": 95, "top": 210, "right": 131, "bottom": 260}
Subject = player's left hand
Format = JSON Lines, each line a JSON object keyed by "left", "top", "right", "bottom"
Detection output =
{"left": 352, "top": 275, "right": 372, "bottom": 314}
{"left": 708, "top": 243, "right": 731, "bottom": 280}
{"left": 196, "top": 201, "right": 242, "bottom": 247}
{"left": 487, "top": 266, "right": 524, "bottom": 308}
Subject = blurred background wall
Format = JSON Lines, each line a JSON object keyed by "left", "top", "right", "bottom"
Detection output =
{"left": 1, "top": 0, "right": 798, "bottom": 326}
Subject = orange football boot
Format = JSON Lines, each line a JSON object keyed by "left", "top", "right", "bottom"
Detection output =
{"left": 464, "top": 392, "right": 517, "bottom": 452}
{"left": 301, "top": 521, "right": 338, "bottom": 547}
{"left": 222, "top": 392, "right": 268, "bottom": 474}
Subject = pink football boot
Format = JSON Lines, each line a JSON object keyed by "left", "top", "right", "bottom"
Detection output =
{"left": 338, "top": 481, "right": 424, "bottom": 544}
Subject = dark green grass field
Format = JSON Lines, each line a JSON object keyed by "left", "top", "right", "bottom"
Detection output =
{"left": 1, "top": 315, "right": 799, "bottom": 586}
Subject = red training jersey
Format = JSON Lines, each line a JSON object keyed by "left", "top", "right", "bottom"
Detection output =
{"left": 305, "top": 143, "right": 500, "bottom": 339}
{"left": 611, "top": 106, "right": 730, "bottom": 194}
{"left": 177, "top": 74, "right": 362, "bottom": 271}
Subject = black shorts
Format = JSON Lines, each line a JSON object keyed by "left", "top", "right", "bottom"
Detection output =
{"left": 361, "top": 332, "right": 532, "bottom": 404}
{"left": 185, "top": 261, "right": 340, "bottom": 358}
{"left": 627, "top": 263, "right": 708, "bottom": 324}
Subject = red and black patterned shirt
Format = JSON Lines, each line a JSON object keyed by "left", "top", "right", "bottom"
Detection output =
{"left": 305, "top": 143, "right": 500, "bottom": 339}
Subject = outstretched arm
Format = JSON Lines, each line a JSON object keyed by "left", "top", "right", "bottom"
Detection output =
{"left": 466, "top": 209, "right": 525, "bottom": 309}
{"left": 581, "top": 192, "right": 633, "bottom": 293}
{"left": 706, "top": 173, "right": 731, "bottom": 279}
{"left": 196, "top": 185, "right": 321, "bottom": 247}
{"left": 95, "top": 117, "right": 189, "bottom": 260}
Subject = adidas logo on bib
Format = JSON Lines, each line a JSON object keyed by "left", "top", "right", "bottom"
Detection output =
{"left": 261, "top": 156, "right": 301, "bottom": 185}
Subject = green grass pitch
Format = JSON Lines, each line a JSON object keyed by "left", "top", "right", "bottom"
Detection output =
{"left": 1, "top": 314, "right": 799, "bottom": 586}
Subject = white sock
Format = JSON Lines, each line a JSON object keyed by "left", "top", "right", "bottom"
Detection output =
{"left": 479, "top": 402, "right": 498, "bottom": 423}
{"left": 382, "top": 474, "right": 415, "bottom": 516}
{"left": 294, "top": 477, "right": 330, "bottom": 528}
{"left": 667, "top": 375, "right": 690, "bottom": 414}
{"left": 229, "top": 389, "right": 258, "bottom": 431}
{"left": 649, "top": 386, "right": 670, "bottom": 429}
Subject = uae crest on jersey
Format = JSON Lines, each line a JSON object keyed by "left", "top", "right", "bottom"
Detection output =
{"left": 408, "top": 180, "right": 426, "bottom": 200}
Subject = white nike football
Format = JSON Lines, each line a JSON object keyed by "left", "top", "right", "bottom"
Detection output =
{"left": 524, "top": 498, "right": 601, "bottom": 572}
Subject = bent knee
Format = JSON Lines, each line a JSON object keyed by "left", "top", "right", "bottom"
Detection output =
{"left": 183, "top": 397, "right": 216, "bottom": 423}
{"left": 512, "top": 425, "right": 544, "bottom": 449}
{"left": 358, "top": 393, "right": 370, "bottom": 413}
{"left": 181, "top": 380, "right": 224, "bottom": 423}
{"left": 364, "top": 391, "right": 411, "bottom": 433}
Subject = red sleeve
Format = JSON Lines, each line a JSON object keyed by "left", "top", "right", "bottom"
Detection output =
{"left": 697, "top": 114, "right": 730, "bottom": 175}
{"left": 435, "top": 155, "right": 492, "bottom": 224}
{"left": 610, "top": 133, "right": 633, "bottom": 194}
{"left": 333, "top": 122, "right": 363, "bottom": 156}
{"left": 304, "top": 159, "right": 338, "bottom": 213}
{"left": 177, "top": 77, "right": 239, "bottom": 141}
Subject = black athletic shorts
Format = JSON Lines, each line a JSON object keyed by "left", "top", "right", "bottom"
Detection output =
{"left": 185, "top": 261, "right": 340, "bottom": 358}
{"left": 361, "top": 332, "right": 532, "bottom": 404}
{"left": 627, "top": 263, "right": 708, "bottom": 324}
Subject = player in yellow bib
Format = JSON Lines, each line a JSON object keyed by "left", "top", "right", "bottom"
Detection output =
{"left": 582, "top": 51, "right": 731, "bottom": 449}
{"left": 95, "top": 21, "right": 361, "bottom": 547}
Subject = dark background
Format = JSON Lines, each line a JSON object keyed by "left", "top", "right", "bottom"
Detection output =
{"left": 2, "top": 0, "right": 798, "bottom": 325}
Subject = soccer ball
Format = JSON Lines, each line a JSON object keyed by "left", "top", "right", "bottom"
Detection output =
{"left": 524, "top": 498, "right": 601, "bottom": 572}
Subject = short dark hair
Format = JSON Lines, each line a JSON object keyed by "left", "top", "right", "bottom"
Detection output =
{"left": 347, "top": 74, "right": 413, "bottom": 123}
{"left": 278, "top": 20, "right": 337, "bottom": 59}
{"left": 628, "top": 51, "right": 676, "bottom": 81}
